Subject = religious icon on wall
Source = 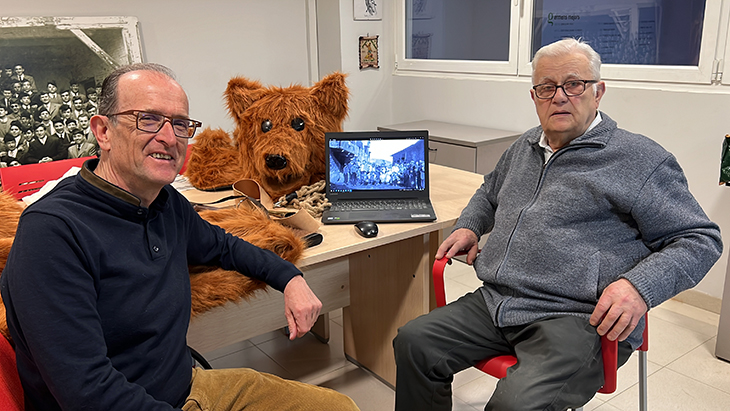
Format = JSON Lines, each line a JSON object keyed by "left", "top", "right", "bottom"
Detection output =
{"left": 359, "top": 35, "right": 379, "bottom": 70}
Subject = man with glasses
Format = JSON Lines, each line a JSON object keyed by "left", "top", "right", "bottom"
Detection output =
{"left": 393, "top": 38, "right": 722, "bottom": 410}
{"left": 2, "top": 63, "right": 359, "bottom": 411}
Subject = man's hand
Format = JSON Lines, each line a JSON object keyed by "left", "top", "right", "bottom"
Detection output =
{"left": 590, "top": 278, "right": 647, "bottom": 341}
{"left": 283, "top": 275, "right": 322, "bottom": 340}
{"left": 435, "top": 228, "right": 480, "bottom": 264}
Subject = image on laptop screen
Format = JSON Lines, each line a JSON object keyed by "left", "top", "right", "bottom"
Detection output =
{"left": 327, "top": 136, "right": 426, "bottom": 194}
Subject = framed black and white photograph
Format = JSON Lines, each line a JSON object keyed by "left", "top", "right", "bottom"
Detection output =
{"left": 354, "top": 0, "right": 381, "bottom": 21}
{"left": 0, "top": 16, "right": 143, "bottom": 102}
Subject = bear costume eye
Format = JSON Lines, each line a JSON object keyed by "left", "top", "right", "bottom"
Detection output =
{"left": 261, "top": 120, "right": 272, "bottom": 133}
{"left": 290, "top": 117, "right": 305, "bottom": 131}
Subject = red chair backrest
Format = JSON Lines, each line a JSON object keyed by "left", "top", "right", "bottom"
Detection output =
{"left": 0, "top": 157, "right": 93, "bottom": 200}
{"left": 1, "top": 145, "right": 192, "bottom": 201}
{"left": 0, "top": 335, "right": 23, "bottom": 411}
{"left": 178, "top": 145, "right": 194, "bottom": 175}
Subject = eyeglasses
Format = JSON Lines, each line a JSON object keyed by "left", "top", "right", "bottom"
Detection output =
{"left": 532, "top": 80, "right": 598, "bottom": 100}
{"left": 105, "top": 110, "right": 202, "bottom": 138}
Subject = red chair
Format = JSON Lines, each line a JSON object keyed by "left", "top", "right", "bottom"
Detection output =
{"left": 0, "top": 157, "right": 93, "bottom": 201}
{"left": 0, "top": 145, "right": 193, "bottom": 201}
{"left": 0, "top": 334, "right": 23, "bottom": 411}
{"left": 433, "top": 253, "right": 648, "bottom": 411}
{"left": 0, "top": 334, "right": 209, "bottom": 410}
{"left": 178, "top": 145, "right": 194, "bottom": 175}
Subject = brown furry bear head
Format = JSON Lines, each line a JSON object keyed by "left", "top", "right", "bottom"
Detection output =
{"left": 225, "top": 72, "right": 348, "bottom": 198}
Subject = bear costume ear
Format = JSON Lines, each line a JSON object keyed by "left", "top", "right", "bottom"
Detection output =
{"left": 310, "top": 72, "right": 349, "bottom": 126}
{"left": 225, "top": 77, "right": 265, "bottom": 125}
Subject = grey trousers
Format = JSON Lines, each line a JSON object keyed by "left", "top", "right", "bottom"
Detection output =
{"left": 393, "top": 290, "right": 633, "bottom": 411}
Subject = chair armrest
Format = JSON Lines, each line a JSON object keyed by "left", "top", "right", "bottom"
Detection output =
{"left": 600, "top": 335, "right": 618, "bottom": 393}
{"left": 599, "top": 312, "right": 649, "bottom": 394}
{"left": 432, "top": 251, "right": 471, "bottom": 308}
{"left": 432, "top": 255, "right": 451, "bottom": 308}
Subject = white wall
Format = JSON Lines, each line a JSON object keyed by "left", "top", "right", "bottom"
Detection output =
{"left": 317, "top": 0, "right": 395, "bottom": 132}
{"left": 1, "top": 0, "right": 312, "bottom": 133}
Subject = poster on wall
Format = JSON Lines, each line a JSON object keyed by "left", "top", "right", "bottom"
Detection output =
{"left": 354, "top": 0, "right": 381, "bottom": 21}
{"left": 0, "top": 16, "right": 142, "bottom": 186}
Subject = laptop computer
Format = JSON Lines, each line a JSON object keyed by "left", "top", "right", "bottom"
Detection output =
{"left": 322, "top": 130, "right": 437, "bottom": 224}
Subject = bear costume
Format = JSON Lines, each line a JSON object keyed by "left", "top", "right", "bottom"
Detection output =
{"left": 185, "top": 72, "right": 349, "bottom": 199}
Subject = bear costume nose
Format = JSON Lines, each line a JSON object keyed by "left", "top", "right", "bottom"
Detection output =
{"left": 266, "top": 154, "right": 288, "bottom": 170}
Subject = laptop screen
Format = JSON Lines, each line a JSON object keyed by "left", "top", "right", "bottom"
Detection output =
{"left": 325, "top": 130, "right": 430, "bottom": 201}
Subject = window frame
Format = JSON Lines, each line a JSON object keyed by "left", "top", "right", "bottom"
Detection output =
{"left": 396, "top": 0, "right": 725, "bottom": 85}
{"left": 395, "top": 0, "right": 522, "bottom": 76}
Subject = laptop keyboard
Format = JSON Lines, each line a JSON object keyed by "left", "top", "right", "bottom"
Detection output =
{"left": 329, "top": 199, "right": 431, "bottom": 212}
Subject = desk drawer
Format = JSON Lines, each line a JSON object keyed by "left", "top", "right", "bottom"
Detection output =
{"left": 429, "top": 140, "right": 476, "bottom": 172}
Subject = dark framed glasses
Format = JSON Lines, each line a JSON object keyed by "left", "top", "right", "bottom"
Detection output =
{"left": 105, "top": 110, "right": 202, "bottom": 138}
{"left": 532, "top": 80, "right": 598, "bottom": 100}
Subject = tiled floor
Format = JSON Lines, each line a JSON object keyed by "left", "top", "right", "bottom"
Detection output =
{"left": 203, "top": 260, "right": 730, "bottom": 410}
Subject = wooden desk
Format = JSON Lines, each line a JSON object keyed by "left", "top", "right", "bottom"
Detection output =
{"left": 186, "top": 164, "right": 484, "bottom": 386}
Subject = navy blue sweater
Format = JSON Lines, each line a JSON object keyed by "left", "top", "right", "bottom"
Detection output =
{"left": 1, "top": 159, "right": 301, "bottom": 410}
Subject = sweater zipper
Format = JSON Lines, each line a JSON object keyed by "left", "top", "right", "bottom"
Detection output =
{"left": 491, "top": 141, "right": 603, "bottom": 324}
{"left": 493, "top": 141, "right": 603, "bottom": 278}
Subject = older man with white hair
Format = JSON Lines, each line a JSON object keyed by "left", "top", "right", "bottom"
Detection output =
{"left": 393, "top": 38, "right": 722, "bottom": 410}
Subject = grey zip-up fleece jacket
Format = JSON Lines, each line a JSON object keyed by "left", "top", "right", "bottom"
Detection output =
{"left": 455, "top": 113, "right": 722, "bottom": 349}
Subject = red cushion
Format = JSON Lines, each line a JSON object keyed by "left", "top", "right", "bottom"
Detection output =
{"left": 0, "top": 335, "right": 23, "bottom": 411}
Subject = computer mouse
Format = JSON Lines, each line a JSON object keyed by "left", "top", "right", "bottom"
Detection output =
{"left": 354, "top": 221, "right": 378, "bottom": 238}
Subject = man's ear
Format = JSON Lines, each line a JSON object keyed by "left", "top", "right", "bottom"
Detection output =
{"left": 90, "top": 115, "right": 111, "bottom": 151}
{"left": 594, "top": 81, "right": 606, "bottom": 104}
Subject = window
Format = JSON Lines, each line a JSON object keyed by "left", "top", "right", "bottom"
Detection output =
{"left": 397, "top": 0, "right": 725, "bottom": 84}
{"left": 397, "top": 0, "right": 520, "bottom": 75}
{"left": 532, "top": 0, "right": 706, "bottom": 66}
{"left": 405, "top": 0, "right": 511, "bottom": 61}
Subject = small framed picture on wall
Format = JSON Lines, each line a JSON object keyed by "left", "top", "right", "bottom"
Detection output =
{"left": 354, "top": 0, "right": 381, "bottom": 21}
{"left": 359, "top": 35, "right": 379, "bottom": 69}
